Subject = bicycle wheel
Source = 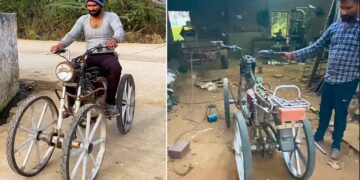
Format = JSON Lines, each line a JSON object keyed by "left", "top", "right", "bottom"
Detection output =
{"left": 7, "top": 95, "right": 58, "bottom": 176}
{"left": 282, "top": 119, "right": 315, "bottom": 179}
{"left": 61, "top": 104, "right": 106, "bottom": 180}
{"left": 233, "top": 112, "right": 253, "bottom": 180}
{"left": 223, "top": 78, "right": 231, "bottom": 128}
{"left": 116, "top": 74, "right": 135, "bottom": 134}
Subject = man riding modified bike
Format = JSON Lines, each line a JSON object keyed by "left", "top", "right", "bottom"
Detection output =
{"left": 51, "top": 0, "right": 124, "bottom": 116}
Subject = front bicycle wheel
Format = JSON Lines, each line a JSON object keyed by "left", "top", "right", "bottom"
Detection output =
{"left": 6, "top": 95, "right": 58, "bottom": 176}
{"left": 61, "top": 104, "right": 106, "bottom": 180}
{"left": 282, "top": 119, "right": 315, "bottom": 179}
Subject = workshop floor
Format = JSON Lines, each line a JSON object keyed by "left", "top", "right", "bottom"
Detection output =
{"left": 167, "top": 59, "right": 359, "bottom": 180}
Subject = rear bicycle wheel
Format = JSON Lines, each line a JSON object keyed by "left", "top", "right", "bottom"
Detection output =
{"left": 223, "top": 78, "right": 231, "bottom": 128}
{"left": 282, "top": 119, "right": 315, "bottom": 179}
{"left": 233, "top": 112, "right": 253, "bottom": 180}
{"left": 116, "top": 74, "right": 135, "bottom": 134}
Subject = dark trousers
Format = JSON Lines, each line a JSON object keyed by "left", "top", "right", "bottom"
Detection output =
{"left": 314, "top": 79, "right": 358, "bottom": 150}
{"left": 87, "top": 53, "right": 122, "bottom": 105}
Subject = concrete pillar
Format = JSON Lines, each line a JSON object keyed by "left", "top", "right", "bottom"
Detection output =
{"left": 0, "top": 13, "right": 19, "bottom": 113}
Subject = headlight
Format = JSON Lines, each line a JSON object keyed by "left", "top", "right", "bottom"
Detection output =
{"left": 55, "top": 62, "right": 74, "bottom": 82}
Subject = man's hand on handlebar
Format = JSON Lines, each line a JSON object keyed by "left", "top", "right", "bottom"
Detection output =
{"left": 50, "top": 43, "right": 64, "bottom": 54}
{"left": 283, "top": 52, "right": 295, "bottom": 60}
{"left": 105, "top": 38, "right": 118, "bottom": 49}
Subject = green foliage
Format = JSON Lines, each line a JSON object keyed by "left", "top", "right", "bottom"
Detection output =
{"left": 0, "top": 0, "right": 165, "bottom": 43}
{"left": 107, "top": 0, "right": 165, "bottom": 38}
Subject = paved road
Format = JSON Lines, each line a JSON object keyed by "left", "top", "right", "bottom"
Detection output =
{"left": 0, "top": 40, "right": 166, "bottom": 180}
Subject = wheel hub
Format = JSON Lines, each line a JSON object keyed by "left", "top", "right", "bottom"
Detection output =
{"left": 87, "top": 143, "right": 94, "bottom": 154}
{"left": 36, "top": 130, "right": 43, "bottom": 141}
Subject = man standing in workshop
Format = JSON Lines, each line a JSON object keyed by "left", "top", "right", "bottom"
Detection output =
{"left": 284, "top": 0, "right": 359, "bottom": 160}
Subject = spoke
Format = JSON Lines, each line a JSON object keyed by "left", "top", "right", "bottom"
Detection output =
{"left": 128, "top": 106, "right": 133, "bottom": 124}
{"left": 89, "top": 153, "right": 98, "bottom": 168}
{"left": 296, "top": 146, "right": 307, "bottom": 166}
{"left": 293, "top": 127, "right": 299, "bottom": 139}
{"left": 82, "top": 153, "right": 88, "bottom": 180}
{"left": 37, "top": 103, "right": 49, "bottom": 129}
{"left": 88, "top": 115, "right": 102, "bottom": 142}
{"left": 126, "top": 104, "right": 131, "bottom": 124}
{"left": 19, "top": 125, "right": 34, "bottom": 135}
{"left": 70, "top": 148, "right": 84, "bottom": 157}
{"left": 31, "top": 105, "right": 36, "bottom": 129}
{"left": 41, "top": 147, "right": 54, "bottom": 164}
{"left": 122, "top": 105, "right": 127, "bottom": 119}
{"left": 35, "top": 141, "right": 40, "bottom": 167}
{"left": 21, "top": 140, "right": 35, "bottom": 171}
{"left": 71, "top": 151, "right": 86, "bottom": 179}
{"left": 295, "top": 150, "right": 302, "bottom": 176}
{"left": 127, "top": 85, "right": 133, "bottom": 103}
{"left": 123, "top": 82, "right": 128, "bottom": 103}
{"left": 39, "top": 120, "right": 57, "bottom": 131}
{"left": 77, "top": 126, "right": 85, "bottom": 141}
{"left": 289, "top": 151, "right": 294, "bottom": 161}
{"left": 14, "top": 137, "right": 33, "bottom": 154}
{"left": 85, "top": 111, "right": 91, "bottom": 140}
{"left": 91, "top": 138, "right": 105, "bottom": 146}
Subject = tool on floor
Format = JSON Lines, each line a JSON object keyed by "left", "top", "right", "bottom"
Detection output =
{"left": 205, "top": 104, "right": 221, "bottom": 122}
{"left": 315, "top": 141, "right": 327, "bottom": 155}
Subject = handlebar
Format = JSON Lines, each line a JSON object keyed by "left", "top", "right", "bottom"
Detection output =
{"left": 210, "top": 40, "right": 242, "bottom": 51}
{"left": 257, "top": 50, "right": 285, "bottom": 58}
{"left": 54, "top": 44, "right": 109, "bottom": 61}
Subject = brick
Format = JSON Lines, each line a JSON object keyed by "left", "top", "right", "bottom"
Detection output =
{"left": 168, "top": 140, "right": 190, "bottom": 159}
{"left": 277, "top": 108, "right": 306, "bottom": 123}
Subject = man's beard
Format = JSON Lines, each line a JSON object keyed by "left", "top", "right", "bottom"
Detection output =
{"left": 341, "top": 14, "right": 357, "bottom": 23}
{"left": 89, "top": 9, "right": 101, "bottom": 17}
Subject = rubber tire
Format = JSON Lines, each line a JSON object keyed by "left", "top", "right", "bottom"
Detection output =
{"left": 283, "top": 119, "right": 316, "bottom": 179}
{"left": 234, "top": 112, "right": 253, "bottom": 180}
{"left": 7, "top": 95, "right": 58, "bottom": 177}
{"left": 223, "top": 78, "right": 231, "bottom": 128}
{"left": 116, "top": 74, "right": 135, "bottom": 134}
{"left": 60, "top": 104, "right": 106, "bottom": 180}
{"left": 221, "top": 55, "right": 229, "bottom": 69}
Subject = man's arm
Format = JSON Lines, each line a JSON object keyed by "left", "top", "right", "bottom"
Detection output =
{"left": 59, "top": 16, "right": 85, "bottom": 48}
{"left": 109, "top": 12, "right": 124, "bottom": 42}
{"left": 105, "top": 12, "right": 124, "bottom": 49}
{"left": 294, "top": 24, "right": 333, "bottom": 61}
{"left": 285, "top": 23, "right": 334, "bottom": 61}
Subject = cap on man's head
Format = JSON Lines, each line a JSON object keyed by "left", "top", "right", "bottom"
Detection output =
{"left": 86, "top": 0, "right": 104, "bottom": 7}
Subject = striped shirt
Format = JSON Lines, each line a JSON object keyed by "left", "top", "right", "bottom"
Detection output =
{"left": 294, "top": 18, "right": 359, "bottom": 84}
{"left": 60, "top": 12, "right": 124, "bottom": 53}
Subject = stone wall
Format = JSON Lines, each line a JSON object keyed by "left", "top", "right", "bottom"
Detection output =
{"left": 0, "top": 13, "right": 19, "bottom": 113}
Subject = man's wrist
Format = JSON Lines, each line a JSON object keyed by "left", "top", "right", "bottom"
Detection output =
{"left": 111, "top": 37, "right": 119, "bottom": 43}
{"left": 57, "top": 43, "right": 65, "bottom": 48}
